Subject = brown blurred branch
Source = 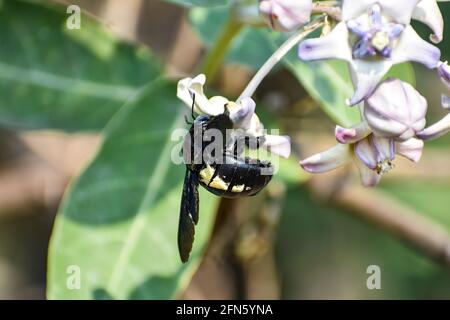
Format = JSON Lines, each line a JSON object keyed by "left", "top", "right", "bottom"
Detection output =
{"left": 309, "top": 179, "right": 450, "bottom": 266}
{"left": 294, "top": 132, "right": 450, "bottom": 267}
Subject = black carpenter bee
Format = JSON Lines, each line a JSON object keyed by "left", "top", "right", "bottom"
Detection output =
{"left": 178, "top": 95, "right": 274, "bottom": 263}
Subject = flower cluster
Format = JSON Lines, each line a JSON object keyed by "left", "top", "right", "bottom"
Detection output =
{"left": 177, "top": 0, "right": 450, "bottom": 187}
{"left": 293, "top": 0, "right": 450, "bottom": 186}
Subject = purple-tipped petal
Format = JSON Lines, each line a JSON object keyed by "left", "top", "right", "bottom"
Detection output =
{"left": 369, "top": 3, "right": 382, "bottom": 26}
{"left": 437, "top": 61, "right": 450, "bottom": 88}
{"left": 412, "top": 0, "right": 444, "bottom": 43}
{"left": 354, "top": 154, "right": 382, "bottom": 187}
{"left": 342, "top": 0, "right": 421, "bottom": 24}
{"left": 342, "top": 0, "right": 378, "bottom": 21}
{"left": 298, "top": 22, "right": 352, "bottom": 62}
{"left": 416, "top": 112, "right": 450, "bottom": 140}
{"left": 262, "top": 135, "right": 291, "bottom": 158}
{"left": 442, "top": 95, "right": 450, "bottom": 110}
{"left": 352, "top": 39, "right": 377, "bottom": 59}
{"left": 392, "top": 26, "right": 441, "bottom": 69}
{"left": 335, "top": 122, "right": 371, "bottom": 144}
{"left": 347, "top": 20, "right": 370, "bottom": 37}
{"left": 354, "top": 138, "right": 378, "bottom": 169}
{"left": 364, "top": 78, "right": 428, "bottom": 140}
{"left": 395, "top": 138, "right": 424, "bottom": 162}
{"left": 347, "top": 60, "right": 392, "bottom": 106}
{"left": 259, "top": 0, "right": 313, "bottom": 31}
{"left": 371, "top": 136, "right": 395, "bottom": 162}
{"left": 231, "top": 97, "right": 256, "bottom": 130}
{"left": 378, "top": 0, "right": 422, "bottom": 25}
{"left": 300, "top": 144, "right": 351, "bottom": 173}
{"left": 387, "top": 24, "right": 405, "bottom": 40}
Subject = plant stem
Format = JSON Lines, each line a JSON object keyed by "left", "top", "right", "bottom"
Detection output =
{"left": 200, "top": 16, "right": 243, "bottom": 82}
{"left": 238, "top": 16, "right": 325, "bottom": 101}
{"left": 312, "top": 1, "right": 342, "bottom": 21}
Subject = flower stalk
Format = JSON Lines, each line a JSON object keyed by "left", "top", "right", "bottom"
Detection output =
{"left": 199, "top": 15, "right": 243, "bottom": 82}
{"left": 238, "top": 15, "right": 326, "bottom": 101}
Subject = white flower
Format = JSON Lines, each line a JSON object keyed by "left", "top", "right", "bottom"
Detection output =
{"left": 259, "top": 0, "right": 312, "bottom": 31}
{"left": 412, "top": 0, "right": 449, "bottom": 43}
{"left": 301, "top": 78, "right": 428, "bottom": 187}
{"left": 177, "top": 74, "right": 291, "bottom": 158}
{"left": 300, "top": 134, "right": 424, "bottom": 187}
{"left": 298, "top": 0, "right": 441, "bottom": 105}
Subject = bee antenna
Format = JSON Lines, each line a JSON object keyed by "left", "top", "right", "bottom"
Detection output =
{"left": 190, "top": 93, "right": 196, "bottom": 121}
{"left": 223, "top": 103, "right": 230, "bottom": 116}
{"left": 184, "top": 115, "right": 192, "bottom": 125}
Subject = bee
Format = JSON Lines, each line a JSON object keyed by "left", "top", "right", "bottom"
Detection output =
{"left": 178, "top": 95, "right": 274, "bottom": 263}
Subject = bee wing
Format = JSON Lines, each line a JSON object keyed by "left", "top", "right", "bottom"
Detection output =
{"left": 178, "top": 169, "right": 199, "bottom": 263}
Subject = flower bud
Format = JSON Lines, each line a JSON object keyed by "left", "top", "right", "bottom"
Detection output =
{"left": 364, "top": 78, "right": 427, "bottom": 141}
{"left": 259, "top": 0, "right": 312, "bottom": 31}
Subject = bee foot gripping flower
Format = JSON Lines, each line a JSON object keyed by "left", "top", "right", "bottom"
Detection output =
{"left": 298, "top": 0, "right": 441, "bottom": 105}
{"left": 177, "top": 74, "right": 291, "bottom": 158}
{"left": 300, "top": 78, "right": 428, "bottom": 187}
{"left": 259, "top": 0, "right": 313, "bottom": 31}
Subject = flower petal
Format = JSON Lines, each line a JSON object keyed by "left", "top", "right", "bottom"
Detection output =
{"left": 364, "top": 78, "right": 428, "bottom": 140}
{"left": 230, "top": 97, "right": 255, "bottom": 130}
{"left": 392, "top": 25, "right": 441, "bottom": 69}
{"left": 335, "top": 122, "right": 371, "bottom": 144}
{"left": 416, "top": 112, "right": 450, "bottom": 140}
{"left": 300, "top": 144, "right": 351, "bottom": 173}
{"left": 437, "top": 61, "right": 450, "bottom": 88}
{"left": 342, "top": 0, "right": 378, "bottom": 21}
{"left": 259, "top": 0, "right": 312, "bottom": 31}
{"left": 412, "top": 0, "right": 444, "bottom": 43}
{"left": 347, "top": 59, "right": 392, "bottom": 106}
{"left": 354, "top": 138, "right": 378, "bottom": 169}
{"left": 262, "top": 135, "right": 291, "bottom": 158}
{"left": 442, "top": 95, "right": 450, "bottom": 110}
{"left": 177, "top": 74, "right": 226, "bottom": 116}
{"left": 354, "top": 154, "right": 382, "bottom": 187}
{"left": 298, "top": 22, "right": 352, "bottom": 62}
{"left": 395, "top": 138, "right": 424, "bottom": 162}
{"left": 378, "top": 0, "right": 422, "bottom": 25}
{"left": 371, "top": 136, "right": 395, "bottom": 162}
{"left": 343, "top": 0, "right": 421, "bottom": 24}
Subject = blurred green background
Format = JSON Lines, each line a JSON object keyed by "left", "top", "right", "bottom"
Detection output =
{"left": 0, "top": 0, "right": 449, "bottom": 299}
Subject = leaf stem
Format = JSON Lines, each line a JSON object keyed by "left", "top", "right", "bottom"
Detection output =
{"left": 200, "top": 15, "right": 243, "bottom": 81}
{"left": 238, "top": 16, "right": 325, "bottom": 101}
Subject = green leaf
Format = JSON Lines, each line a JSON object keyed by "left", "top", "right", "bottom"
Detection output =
{"left": 0, "top": 0, "right": 161, "bottom": 131}
{"left": 166, "top": 0, "right": 230, "bottom": 8}
{"left": 189, "top": 6, "right": 274, "bottom": 70}
{"left": 283, "top": 57, "right": 362, "bottom": 127}
{"left": 384, "top": 62, "right": 416, "bottom": 85}
{"left": 47, "top": 79, "right": 218, "bottom": 299}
